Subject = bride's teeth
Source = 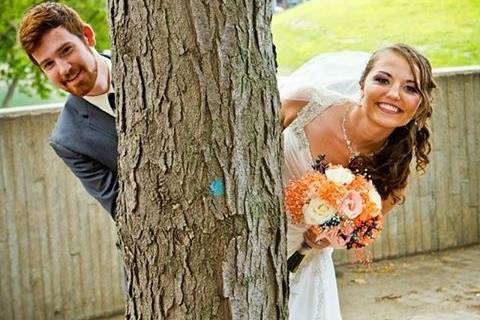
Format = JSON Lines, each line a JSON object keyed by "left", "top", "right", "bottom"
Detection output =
{"left": 379, "top": 103, "right": 399, "bottom": 112}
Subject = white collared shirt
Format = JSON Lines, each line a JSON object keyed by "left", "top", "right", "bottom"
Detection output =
{"left": 83, "top": 55, "right": 115, "bottom": 118}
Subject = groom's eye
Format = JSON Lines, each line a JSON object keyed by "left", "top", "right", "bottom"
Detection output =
{"left": 61, "top": 45, "right": 73, "bottom": 56}
{"left": 42, "top": 60, "right": 54, "bottom": 70}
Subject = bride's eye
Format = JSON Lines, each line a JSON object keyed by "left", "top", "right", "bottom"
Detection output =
{"left": 405, "top": 85, "right": 419, "bottom": 94}
{"left": 373, "top": 76, "right": 388, "bottom": 84}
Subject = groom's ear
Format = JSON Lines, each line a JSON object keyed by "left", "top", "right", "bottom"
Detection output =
{"left": 82, "top": 24, "right": 96, "bottom": 47}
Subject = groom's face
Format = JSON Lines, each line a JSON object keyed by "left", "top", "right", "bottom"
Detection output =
{"left": 31, "top": 26, "right": 98, "bottom": 97}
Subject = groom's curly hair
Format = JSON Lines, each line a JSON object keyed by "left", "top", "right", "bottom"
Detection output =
{"left": 18, "top": 2, "right": 87, "bottom": 65}
{"left": 349, "top": 44, "right": 437, "bottom": 204}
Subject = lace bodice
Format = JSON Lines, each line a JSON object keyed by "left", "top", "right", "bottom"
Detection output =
{"left": 282, "top": 86, "right": 349, "bottom": 186}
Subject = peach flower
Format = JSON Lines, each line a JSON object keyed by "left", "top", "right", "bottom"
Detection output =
{"left": 339, "top": 190, "right": 363, "bottom": 219}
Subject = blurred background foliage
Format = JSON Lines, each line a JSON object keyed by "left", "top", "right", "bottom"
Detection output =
{"left": 0, "top": 0, "right": 110, "bottom": 107}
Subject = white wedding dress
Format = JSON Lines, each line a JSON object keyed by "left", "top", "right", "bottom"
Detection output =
{"left": 283, "top": 89, "right": 343, "bottom": 320}
{"left": 280, "top": 51, "right": 371, "bottom": 320}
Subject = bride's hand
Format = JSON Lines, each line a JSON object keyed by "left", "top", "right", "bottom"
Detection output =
{"left": 303, "top": 228, "right": 330, "bottom": 249}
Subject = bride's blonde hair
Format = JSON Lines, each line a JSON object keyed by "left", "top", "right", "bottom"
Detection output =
{"left": 350, "top": 43, "right": 437, "bottom": 203}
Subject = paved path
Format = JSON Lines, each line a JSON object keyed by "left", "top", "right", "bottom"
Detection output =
{"left": 337, "top": 245, "right": 480, "bottom": 320}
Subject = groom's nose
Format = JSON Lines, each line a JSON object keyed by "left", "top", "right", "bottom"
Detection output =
{"left": 58, "top": 59, "right": 72, "bottom": 77}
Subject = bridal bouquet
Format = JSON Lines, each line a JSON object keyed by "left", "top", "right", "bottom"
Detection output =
{"left": 284, "top": 156, "right": 384, "bottom": 272}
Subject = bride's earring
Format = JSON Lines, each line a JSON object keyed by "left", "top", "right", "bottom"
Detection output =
{"left": 409, "top": 119, "right": 421, "bottom": 132}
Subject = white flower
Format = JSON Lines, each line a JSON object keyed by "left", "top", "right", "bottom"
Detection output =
{"left": 325, "top": 166, "right": 355, "bottom": 185}
{"left": 368, "top": 189, "right": 382, "bottom": 211}
{"left": 303, "top": 197, "right": 337, "bottom": 225}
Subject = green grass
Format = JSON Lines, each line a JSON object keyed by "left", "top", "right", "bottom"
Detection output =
{"left": 3, "top": 0, "right": 479, "bottom": 107}
{"left": 272, "top": 0, "right": 480, "bottom": 73}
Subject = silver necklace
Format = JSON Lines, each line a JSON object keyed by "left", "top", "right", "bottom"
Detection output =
{"left": 341, "top": 106, "right": 387, "bottom": 161}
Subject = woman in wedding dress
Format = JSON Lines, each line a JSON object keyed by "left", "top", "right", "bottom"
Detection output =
{"left": 280, "top": 44, "right": 437, "bottom": 319}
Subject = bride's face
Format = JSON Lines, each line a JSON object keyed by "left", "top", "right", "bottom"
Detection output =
{"left": 360, "top": 50, "right": 422, "bottom": 129}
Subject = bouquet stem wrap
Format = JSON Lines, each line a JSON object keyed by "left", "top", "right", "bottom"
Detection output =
{"left": 287, "top": 241, "right": 312, "bottom": 273}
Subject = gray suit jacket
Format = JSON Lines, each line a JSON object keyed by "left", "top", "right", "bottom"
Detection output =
{"left": 50, "top": 94, "right": 118, "bottom": 218}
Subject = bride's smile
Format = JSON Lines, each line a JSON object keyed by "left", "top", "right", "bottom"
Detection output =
{"left": 377, "top": 102, "right": 402, "bottom": 114}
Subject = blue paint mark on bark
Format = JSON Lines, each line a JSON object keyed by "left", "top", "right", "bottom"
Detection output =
{"left": 209, "top": 179, "right": 225, "bottom": 197}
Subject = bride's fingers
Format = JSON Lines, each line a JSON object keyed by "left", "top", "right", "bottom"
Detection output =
{"left": 306, "top": 237, "right": 329, "bottom": 249}
{"left": 303, "top": 230, "right": 329, "bottom": 249}
{"left": 306, "top": 227, "right": 324, "bottom": 242}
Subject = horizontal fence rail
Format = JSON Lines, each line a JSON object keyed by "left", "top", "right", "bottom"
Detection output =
{"left": 1, "top": 67, "right": 479, "bottom": 319}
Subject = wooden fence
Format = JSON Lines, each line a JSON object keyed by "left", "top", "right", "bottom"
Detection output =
{"left": 1, "top": 67, "right": 479, "bottom": 319}
{"left": 0, "top": 106, "right": 124, "bottom": 320}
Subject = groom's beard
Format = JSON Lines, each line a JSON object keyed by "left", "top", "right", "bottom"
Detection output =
{"left": 60, "top": 54, "right": 98, "bottom": 97}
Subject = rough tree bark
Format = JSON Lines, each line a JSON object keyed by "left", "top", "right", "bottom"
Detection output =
{"left": 109, "top": 0, "right": 287, "bottom": 319}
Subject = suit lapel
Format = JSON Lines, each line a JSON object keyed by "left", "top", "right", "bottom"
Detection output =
{"left": 68, "top": 95, "right": 116, "bottom": 140}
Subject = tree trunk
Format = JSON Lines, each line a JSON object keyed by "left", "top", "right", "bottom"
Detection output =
{"left": 1, "top": 77, "right": 18, "bottom": 108}
{"left": 109, "top": 1, "right": 287, "bottom": 319}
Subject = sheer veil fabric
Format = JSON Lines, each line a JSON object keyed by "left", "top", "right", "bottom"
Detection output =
{"left": 280, "top": 52, "right": 370, "bottom": 320}
{"left": 278, "top": 51, "right": 370, "bottom": 103}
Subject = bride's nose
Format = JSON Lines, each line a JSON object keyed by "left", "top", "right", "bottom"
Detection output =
{"left": 386, "top": 84, "right": 401, "bottom": 100}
